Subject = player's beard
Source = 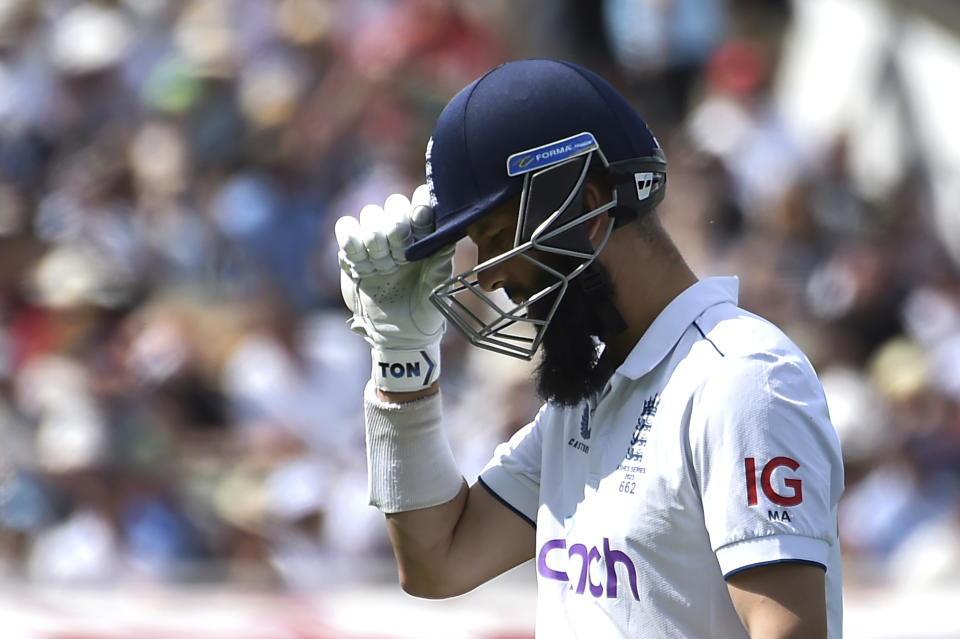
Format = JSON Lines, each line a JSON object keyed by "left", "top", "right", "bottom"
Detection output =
{"left": 525, "top": 257, "right": 620, "bottom": 407}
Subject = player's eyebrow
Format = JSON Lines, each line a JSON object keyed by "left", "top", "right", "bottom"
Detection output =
{"left": 467, "top": 218, "right": 499, "bottom": 241}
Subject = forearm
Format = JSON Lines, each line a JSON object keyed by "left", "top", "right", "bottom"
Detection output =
{"left": 385, "top": 483, "right": 469, "bottom": 597}
{"left": 386, "top": 479, "right": 535, "bottom": 598}
{"left": 366, "top": 385, "right": 536, "bottom": 598}
{"left": 377, "top": 379, "right": 463, "bottom": 588}
{"left": 362, "top": 381, "right": 476, "bottom": 594}
{"left": 367, "top": 385, "right": 494, "bottom": 597}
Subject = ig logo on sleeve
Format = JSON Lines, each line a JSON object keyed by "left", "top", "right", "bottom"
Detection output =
{"left": 743, "top": 456, "right": 802, "bottom": 507}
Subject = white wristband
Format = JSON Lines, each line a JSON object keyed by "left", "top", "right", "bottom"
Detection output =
{"left": 363, "top": 381, "right": 462, "bottom": 513}
{"left": 370, "top": 344, "right": 441, "bottom": 392}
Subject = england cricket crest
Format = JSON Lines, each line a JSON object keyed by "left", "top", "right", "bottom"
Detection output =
{"left": 625, "top": 394, "right": 659, "bottom": 462}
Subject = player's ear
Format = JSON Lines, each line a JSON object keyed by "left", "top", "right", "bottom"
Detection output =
{"left": 582, "top": 181, "right": 612, "bottom": 245}
{"left": 582, "top": 179, "right": 609, "bottom": 211}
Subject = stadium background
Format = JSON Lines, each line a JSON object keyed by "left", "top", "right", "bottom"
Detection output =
{"left": 0, "top": 0, "right": 957, "bottom": 637}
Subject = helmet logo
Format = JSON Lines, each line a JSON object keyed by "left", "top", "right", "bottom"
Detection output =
{"left": 506, "top": 132, "right": 598, "bottom": 177}
{"left": 634, "top": 172, "right": 653, "bottom": 201}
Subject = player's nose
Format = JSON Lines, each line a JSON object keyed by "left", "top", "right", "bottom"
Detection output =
{"left": 477, "top": 266, "right": 504, "bottom": 293}
{"left": 476, "top": 263, "right": 506, "bottom": 293}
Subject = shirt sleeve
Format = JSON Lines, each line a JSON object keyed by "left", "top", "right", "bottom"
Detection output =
{"left": 477, "top": 404, "right": 548, "bottom": 527}
{"left": 689, "top": 350, "right": 844, "bottom": 578}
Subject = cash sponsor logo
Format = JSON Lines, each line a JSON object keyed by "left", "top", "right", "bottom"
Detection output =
{"left": 537, "top": 537, "right": 640, "bottom": 601}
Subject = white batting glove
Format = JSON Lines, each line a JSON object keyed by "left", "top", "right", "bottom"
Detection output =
{"left": 336, "top": 184, "right": 454, "bottom": 392}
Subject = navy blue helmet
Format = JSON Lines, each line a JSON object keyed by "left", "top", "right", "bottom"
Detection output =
{"left": 412, "top": 59, "right": 667, "bottom": 359}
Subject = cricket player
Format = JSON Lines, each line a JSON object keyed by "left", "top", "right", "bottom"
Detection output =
{"left": 336, "top": 59, "right": 843, "bottom": 638}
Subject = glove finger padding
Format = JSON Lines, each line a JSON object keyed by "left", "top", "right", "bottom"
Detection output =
{"left": 410, "top": 204, "right": 435, "bottom": 242}
{"left": 411, "top": 183, "right": 431, "bottom": 208}
{"left": 383, "top": 194, "right": 412, "bottom": 263}
{"left": 336, "top": 216, "right": 373, "bottom": 277}
{"left": 410, "top": 183, "right": 435, "bottom": 241}
{"left": 359, "top": 205, "right": 397, "bottom": 275}
{"left": 336, "top": 215, "right": 371, "bottom": 339}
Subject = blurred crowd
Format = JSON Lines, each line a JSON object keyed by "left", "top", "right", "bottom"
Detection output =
{"left": 0, "top": 0, "right": 957, "bottom": 594}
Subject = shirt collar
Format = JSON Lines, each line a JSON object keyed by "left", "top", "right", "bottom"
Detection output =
{"left": 614, "top": 276, "right": 739, "bottom": 381}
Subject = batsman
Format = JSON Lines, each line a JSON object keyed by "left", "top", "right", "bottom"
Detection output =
{"left": 337, "top": 59, "right": 843, "bottom": 639}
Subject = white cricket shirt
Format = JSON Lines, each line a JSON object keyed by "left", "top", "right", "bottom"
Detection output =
{"left": 479, "top": 277, "right": 844, "bottom": 638}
